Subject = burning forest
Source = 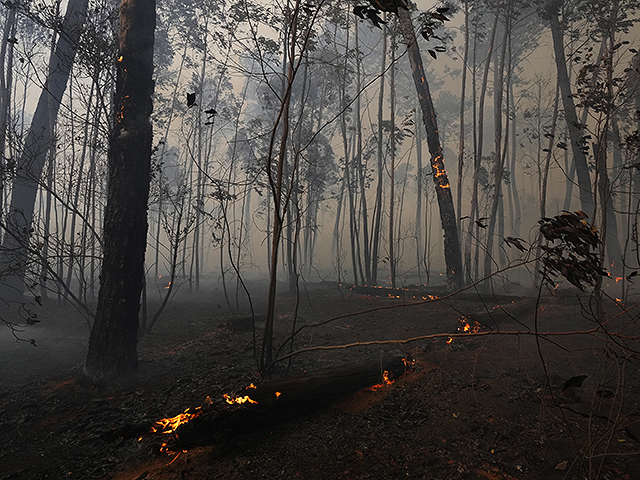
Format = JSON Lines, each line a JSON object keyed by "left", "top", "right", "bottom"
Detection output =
{"left": 2, "top": 0, "right": 640, "bottom": 478}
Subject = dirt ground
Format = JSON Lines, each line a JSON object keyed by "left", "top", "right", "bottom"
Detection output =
{"left": 1, "top": 279, "right": 640, "bottom": 480}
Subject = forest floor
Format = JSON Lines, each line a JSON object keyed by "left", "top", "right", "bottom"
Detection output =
{"left": 1, "top": 278, "right": 640, "bottom": 480}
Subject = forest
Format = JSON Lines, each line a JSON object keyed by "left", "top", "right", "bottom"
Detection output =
{"left": 1, "top": 0, "right": 640, "bottom": 478}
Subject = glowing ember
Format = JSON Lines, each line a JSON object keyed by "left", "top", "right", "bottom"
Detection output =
{"left": 150, "top": 407, "right": 202, "bottom": 434}
{"left": 275, "top": 391, "right": 282, "bottom": 398}
{"left": 447, "top": 337, "right": 453, "bottom": 344}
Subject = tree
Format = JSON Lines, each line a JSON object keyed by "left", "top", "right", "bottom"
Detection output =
{"left": 0, "top": 0, "right": 90, "bottom": 298}
{"left": 543, "top": 0, "right": 594, "bottom": 214}
{"left": 83, "top": 0, "right": 156, "bottom": 382}
{"left": 395, "top": 5, "right": 464, "bottom": 288}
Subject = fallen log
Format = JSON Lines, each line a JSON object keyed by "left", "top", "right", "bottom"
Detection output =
{"left": 167, "top": 355, "right": 412, "bottom": 450}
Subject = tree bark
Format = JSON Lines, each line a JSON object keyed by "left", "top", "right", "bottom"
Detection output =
{"left": 396, "top": 8, "right": 463, "bottom": 289}
{"left": 83, "top": 0, "right": 155, "bottom": 382}
{"left": 0, "top": 0, "right": 89, "bottom": 298}
{"left": 545, "top": 0, "right": 594, "bottom": 215}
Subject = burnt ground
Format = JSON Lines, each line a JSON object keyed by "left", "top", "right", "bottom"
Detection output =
{"left": 1, "top": 279, "right": 640, "bottom": 480}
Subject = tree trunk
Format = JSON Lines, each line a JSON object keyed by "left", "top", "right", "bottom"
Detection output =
{"left": 483, "top": 4, "right": 511, "bottom": 279}
{"left": 456, "top": 0, "right": 469, "bottom": 236}
{"left": 370, "top": 18, "right": 387, "bottom": 285}
{"left": 468, "top": 7, "right": 498, "bottom": 281}
{"left": 545, "top": 0, "right": 593, "bottom": 215}
{"left": 396, "top": 8, "right": 463, "bottom": 289}
{"left": 83, "top": 0, "right": 155, "bottom": 382}
{"left": 0, "top": 0, "right": 89, "bottom": 298}
{"left": 389, "top": 24, "right": 396, "bottom": 289}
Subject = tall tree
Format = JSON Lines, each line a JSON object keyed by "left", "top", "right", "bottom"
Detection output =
{"left": 395, "top": 5, "right": 463, "bottom": 288}
{"left": 83, "top": 0, "right": 156, "bottom": 381}
{"left": 0, "top": 0, "right": 90, "bottom": 298}
{"left": 544, "top": 0, "right": 594, "bottom": 214}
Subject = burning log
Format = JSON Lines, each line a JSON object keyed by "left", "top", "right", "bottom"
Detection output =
{"left": 165, "top": 356, "right": 412, "bottom": 450}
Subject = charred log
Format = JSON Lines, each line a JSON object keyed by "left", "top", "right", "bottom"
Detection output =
{"left": 167, "top": 356, "right": 412, "bottom": 450}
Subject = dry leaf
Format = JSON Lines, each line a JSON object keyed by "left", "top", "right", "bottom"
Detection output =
{"left": 555, "top": 461, "right": 568, "bottom": 470}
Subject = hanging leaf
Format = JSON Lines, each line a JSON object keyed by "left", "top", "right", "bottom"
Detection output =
{"left": 428, "top": 50, "right": 437, "bottom": 59}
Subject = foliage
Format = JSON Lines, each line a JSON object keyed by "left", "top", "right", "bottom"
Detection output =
{"left": 538, "top": 210, "right": 607, "bottom": 290}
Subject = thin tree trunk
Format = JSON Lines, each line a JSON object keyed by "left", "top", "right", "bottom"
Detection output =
{"left": 397, "top": 8, "right": 463, "bottom": 289}
{"left": 0, "top": 0, "right": 90, "bottom": 298}
{"left": 468, "top": 6, "right": 498, "bottom": 281}
{"left": 546, "top": 0, "right": 593, "bottom": 215}
{"left": 456, "top": 0, "right": 469, "bottom": 236}
{"left": 389, "top": 23, "right": 396, "bottom": 289}
{"left": 483, "top": 5, "right": 511, "bottom": 279}
{"left": 371, "top": 18, "right": 387, "bottom": 285}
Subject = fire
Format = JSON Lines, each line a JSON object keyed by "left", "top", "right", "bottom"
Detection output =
{"left": 447, "top": 337, "right": 453, "bottom": 344}
{"left": 150, "top": 407, "right": 202, "bottom": 434}
{"left": 224, "top": 393, "right": 258, "bottom": 405}
{"left": 367, "top": 370, "right": 394, "bottom": 391}
{"left": 432, "top": 155, "right": 451, "bottom": 189}
{"left": 456, "top": 316, "right": 486, "bottom": 333}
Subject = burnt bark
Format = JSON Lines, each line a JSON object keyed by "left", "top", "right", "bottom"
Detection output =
{"left": 83, "top": 0, "right": 155, "bottom": 382}
{"left": 169, "top": 356, "right": 411, "bottom": 450}
{"left": 396, "top": 8, "right": 463, "bottom": 289}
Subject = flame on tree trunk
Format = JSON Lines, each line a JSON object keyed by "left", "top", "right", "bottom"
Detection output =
{"left": 396, "top": 7, "right": 463, "bottom": 289}
{"left": 83, "top": 0, "right": 155, "bottom": 381}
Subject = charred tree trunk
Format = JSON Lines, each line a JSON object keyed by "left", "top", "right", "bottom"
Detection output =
{"left": 396, "top": 8, "right": 463, "bottom": 289}
{"left": 83, "top": 0, "right": 155, "bottom": 381}
{"left": 169, "top": 356, "right": 411, "bottom": 450}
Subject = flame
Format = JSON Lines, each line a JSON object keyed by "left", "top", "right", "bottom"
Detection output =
{"left": 402, "top": 356, "right": 416, "bottom": 368}
{"left": 224, "top": 393, "right": 258, "bottom": 405}
{"left": 164, "top": 281, "right": 172, "bottom": 289}
{"left": 447, "top": 337, "right": 453, "bottom": 344}
{"left": 150, "top": 407, "right": 202, "bottom": 434}
{"left": 456, "top": 316, "right": 486, "bottom": 333}
{"left": 275, "top": 391, "right": 282, "bottom": 398}
{"left": 432, "top": 155, "right": 451, "bottom": 189}
{"left": 367, "top": 370, "right": 393, "bottom": 391}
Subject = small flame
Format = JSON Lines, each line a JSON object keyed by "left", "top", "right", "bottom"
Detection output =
{"left": 275, "top": 391, "right": 282, "bottom": 398}
{"left": 447, "top": 337, "right": 453, "bottom": 344}
{"left": 150, "top": 407, "right": 202, "bottom": 434}
{"left": 224, "top": 393, "right": 258, "bottom": 405}
{"left": 367, "top": 370, "right": 393, "bottom": 391}
{"left": 456, "top": 316, "right": 487, "bottom": 333}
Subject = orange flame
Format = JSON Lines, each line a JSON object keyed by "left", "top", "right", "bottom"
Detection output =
{"left": 456, "top": 316, "right": 486, "bottom": 333}
{"left": 224, "top": 393, "right": 258, "bottom": 405}
{"left": 367, "top": 370, "right": 393, "bottom": 391}
{"left": 150, "top": 407, "right": 202, "bottom": 434}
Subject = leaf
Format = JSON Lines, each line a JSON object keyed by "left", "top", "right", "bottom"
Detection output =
{"left": 428, "top": 50, "right": 437, "bottom": 59}
{"left": 555, "top": 461, "right": 568, "bottom": 471}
